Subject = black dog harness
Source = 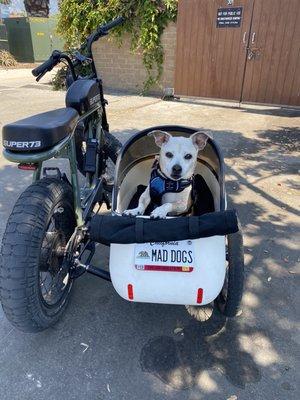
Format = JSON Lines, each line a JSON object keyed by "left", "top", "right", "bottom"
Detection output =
{"left": 149, "top": 160, "right": 193, "bottom": 207}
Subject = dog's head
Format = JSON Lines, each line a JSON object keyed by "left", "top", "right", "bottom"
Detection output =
{"left": 148, "top": 130, "right": 211, "bottom": 180}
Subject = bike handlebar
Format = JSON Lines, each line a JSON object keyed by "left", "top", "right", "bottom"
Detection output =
{"left": 31, "top": 17, "right": 124, "bottom": 80}
{"left": 86, "top": 16, "right": 124, "bottom": 54}
{"left": 32, "top": 50, "right": 61, "bottom": 77}
{"left": 32, "top": 57, "right": 55, "bottom": 77}
{"left": 100, "top": 16, "right": 124, "bottom": 32}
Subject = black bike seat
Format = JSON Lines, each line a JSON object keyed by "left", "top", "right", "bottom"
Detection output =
{"left": 2, "top": 107, "right": 79, "bottom": 152}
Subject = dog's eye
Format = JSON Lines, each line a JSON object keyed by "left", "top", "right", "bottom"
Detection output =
{"left": 184, "top": 153, "right": 192, "bottom": 160}
{"left": 165, "top": 152, "right": 173, "bottom": 158}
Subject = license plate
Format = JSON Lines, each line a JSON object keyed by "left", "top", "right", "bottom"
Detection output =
{"left": 134, "top": 240, "right": 195, "bottom": 272}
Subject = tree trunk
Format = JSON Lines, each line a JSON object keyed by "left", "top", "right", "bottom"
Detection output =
{"left": 24, "top": 0, "right": 49, "bottom": 18}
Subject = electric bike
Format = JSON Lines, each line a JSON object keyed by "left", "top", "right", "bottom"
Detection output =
{"left": 1, "top": 17, "right": 244, "bottom": 333}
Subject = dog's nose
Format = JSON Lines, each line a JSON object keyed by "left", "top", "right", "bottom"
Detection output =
{"left": 172, "top": 164, "right": 182, "bottom": 174}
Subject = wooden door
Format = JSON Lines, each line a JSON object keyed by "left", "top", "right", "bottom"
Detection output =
{"left": 242, "top": 0, "right": 300, "bottom": 106}
{"left": 175, "top": 0, "right": 254, "bottom": 101}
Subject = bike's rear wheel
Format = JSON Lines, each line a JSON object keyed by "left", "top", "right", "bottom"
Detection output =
{"left": 0, "top": 178, "right": 76, "bottom": 332}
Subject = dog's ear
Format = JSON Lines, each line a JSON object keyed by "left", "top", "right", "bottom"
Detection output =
{"left": 148, "top": 130, "right": 171, "bottom": 147}
{"left": 191, "top": 131, "right": 211, "bottom": 150}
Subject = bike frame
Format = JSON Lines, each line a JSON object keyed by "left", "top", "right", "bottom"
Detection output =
{"left": 3, "top": 101, "right": 106, "bottom": 227}
{"left": 3, "top": 22, "right": 115, "bottom": 227}
{"left": 1, "top": 17, "right": 125, "bottom": 286}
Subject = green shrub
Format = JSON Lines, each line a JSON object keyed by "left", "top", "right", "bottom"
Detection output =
{"left": 0, "top": 50, "right": 17, "bottom": 67}
{"left": 57, "top": 0, "right": 178, "bottom": 92}
{"left": 51, "top": 66, "right": 68, "bottom": 90}
{"left": 51, "top": 62, "right": 94, "bottom": 91}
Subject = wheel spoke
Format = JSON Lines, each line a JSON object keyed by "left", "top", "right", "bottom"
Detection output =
{"left": 38, "top": 205, "right": 71, "bottom": 306}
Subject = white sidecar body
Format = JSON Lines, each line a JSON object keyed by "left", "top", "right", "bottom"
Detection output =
{"left": 109, "top": 126, "right": 227, "bottom": 306}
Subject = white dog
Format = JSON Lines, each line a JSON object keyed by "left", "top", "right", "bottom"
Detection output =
{"left": 123, "top": 130, "right": 210, "bottom": 219}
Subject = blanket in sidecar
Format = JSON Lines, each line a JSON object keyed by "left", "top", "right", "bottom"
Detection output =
{"left": 90, "top": 210, "right": 239, "bottom": 245}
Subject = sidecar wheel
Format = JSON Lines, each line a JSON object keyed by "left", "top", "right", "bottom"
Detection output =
{"left": 0, "top": 178, "right": 76, "bottom": 332}
{"left": 215, "top": 229, "right": 244, "bottom": 317}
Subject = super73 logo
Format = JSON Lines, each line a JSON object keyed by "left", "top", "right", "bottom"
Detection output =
{"left": 3, "top": 140, "right": 42, "bottom": 149}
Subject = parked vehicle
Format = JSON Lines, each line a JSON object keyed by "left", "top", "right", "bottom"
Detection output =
{"left": 0, "top": 17, "right": 244, "bottom": 333}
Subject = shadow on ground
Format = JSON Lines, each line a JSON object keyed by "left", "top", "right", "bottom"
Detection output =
{"left": 0, "top": 122, "right": 299, "bottom": 399}
{"left": 140, "top": 310, "right": 261, "bottom": 390}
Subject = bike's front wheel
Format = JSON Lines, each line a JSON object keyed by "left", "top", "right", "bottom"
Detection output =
{"left": 0, "top": 178, "right": 76, "bottom": 332}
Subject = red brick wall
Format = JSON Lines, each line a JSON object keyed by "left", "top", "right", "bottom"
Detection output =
{"left": 92, "top": 23, "right": 176, "bottom": 94}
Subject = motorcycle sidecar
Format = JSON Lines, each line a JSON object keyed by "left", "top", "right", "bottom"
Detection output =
{"left": 96, "top": 125, "right": 244, "bottom": 316}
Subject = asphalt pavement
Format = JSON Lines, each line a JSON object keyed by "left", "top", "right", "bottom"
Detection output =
{"left": 0, "top": 69, "right": 299, "bottom": 400}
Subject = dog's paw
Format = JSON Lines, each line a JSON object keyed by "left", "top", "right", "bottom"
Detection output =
{"left": 123, "top": 208, "right": 143, "bottom": 217}
{"left": 150, "top": 208, "right": 168, "bottom": 219}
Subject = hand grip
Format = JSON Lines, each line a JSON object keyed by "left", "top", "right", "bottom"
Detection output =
{"left": 32, "top": 57, "right": 55, "bottom": 77}
{"left": 32, "top": 51, "right": 61, "bottom": 77}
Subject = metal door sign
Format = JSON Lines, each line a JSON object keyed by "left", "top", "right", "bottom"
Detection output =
{"left": 217, "top": 7, "right": 243, "bottom": 28}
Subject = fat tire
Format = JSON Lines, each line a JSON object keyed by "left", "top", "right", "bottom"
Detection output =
{"left": 0, "top": 178, "right": 76, "bottom": 332}
{"left": 215, "top": 229, "right": 244, "bottom": 317}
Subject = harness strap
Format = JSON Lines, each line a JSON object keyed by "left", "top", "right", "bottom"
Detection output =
{"left": 150, "top": 159, "right": 193, "bottom": 207}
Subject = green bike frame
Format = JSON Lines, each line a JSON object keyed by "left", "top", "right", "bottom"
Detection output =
{"left": 3, "top": 105, "right": 104, "bottom": 227}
